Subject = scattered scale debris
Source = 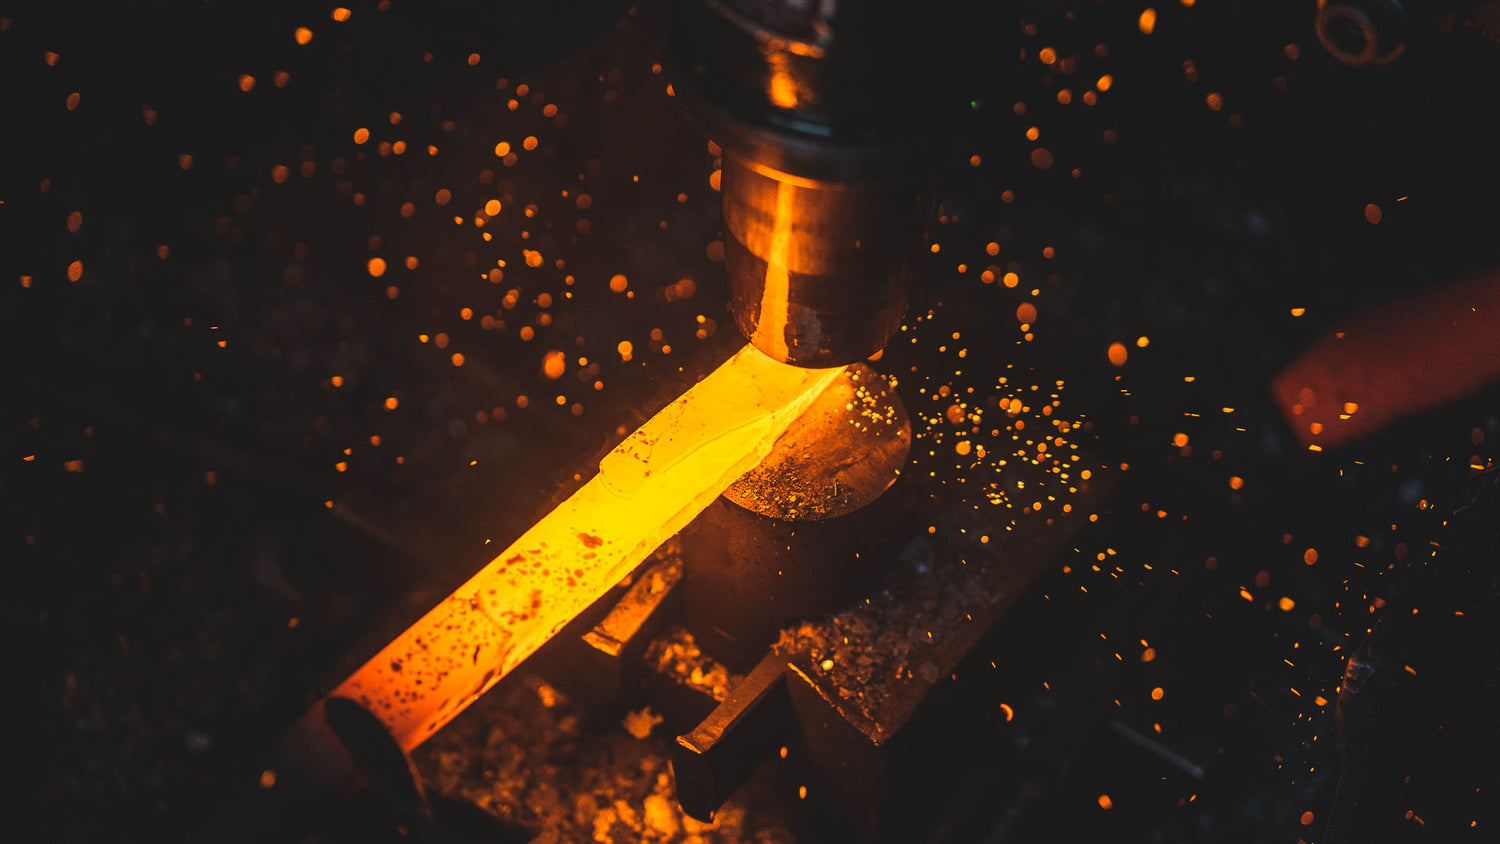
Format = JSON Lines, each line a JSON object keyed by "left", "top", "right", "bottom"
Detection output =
{"left": 644, "top": 627, "right": 739, "bottom": 704}
{"left": 416, "top": 670, "right": 791, "bottom": 844}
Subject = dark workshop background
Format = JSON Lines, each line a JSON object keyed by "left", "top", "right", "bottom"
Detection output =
{"left": 4, "top": 1, "right": 1497, "bottom": 842}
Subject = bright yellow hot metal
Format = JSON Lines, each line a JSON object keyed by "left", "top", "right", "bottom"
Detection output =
{"left": 334, "top": 345, "right": 845, "bottom": 750}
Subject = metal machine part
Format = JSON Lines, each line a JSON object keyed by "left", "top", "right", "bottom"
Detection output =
{"left": 194, "top": 696, "right": 534, "bottom": 843}
{"left": 723, "top": 364, "right": 911, "bottom": 521}
{"left": 669, "top": 0, "right": 1010, "bottom": 366}
{"left": 720, "top": 153, "right": 921, "bottom": 367}
{"left": 668, "top": 459, "right": 1117, "bottom": 839}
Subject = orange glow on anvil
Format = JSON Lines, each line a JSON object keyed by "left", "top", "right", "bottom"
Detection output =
{"left": 334, "top": 345, "right": 845, "bottom": 750}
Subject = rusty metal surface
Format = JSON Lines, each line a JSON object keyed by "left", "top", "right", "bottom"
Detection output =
{"left": 584, "top": 543, "right": 685, "bottom": 658}
{"left": 724, "top": 364, "right": 910, "bottom": 521}
{"left": 672, "top": 653, "right": 794, "bottom": 823}
{"left": 775, "top": 462, "right": 1115, "bottom": 746}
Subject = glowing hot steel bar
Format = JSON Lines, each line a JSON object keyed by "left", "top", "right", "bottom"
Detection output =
{"left": 335, "top": 346, "right": 845, "bottom": 750}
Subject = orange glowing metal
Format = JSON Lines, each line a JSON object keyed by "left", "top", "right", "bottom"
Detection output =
{"left": 752, "top": 181, "right": 797, "bottom": 362}
{"left": 335, "top": 345, "right": 845, "bottom": 750}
